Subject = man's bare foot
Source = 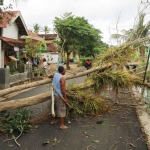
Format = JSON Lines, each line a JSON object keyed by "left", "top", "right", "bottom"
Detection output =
{"left": 50, "top": 120, "right": 57, "bottom": 125}
{"left": 60, "top": 125, "right": 68, "bottom": 130}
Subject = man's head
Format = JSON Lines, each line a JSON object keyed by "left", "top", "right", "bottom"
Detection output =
{"left": 58, "top": 66, "right": 66, "bottom": 75}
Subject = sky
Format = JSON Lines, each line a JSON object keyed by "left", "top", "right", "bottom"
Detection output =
{"left": 3, "top": 0, "right": 150, "bottom": 44}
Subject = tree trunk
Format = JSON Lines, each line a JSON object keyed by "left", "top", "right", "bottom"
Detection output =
{"left": 66, "top": 52, "right": 70, "bottom": 70}
{"left": 0, "top": 91, "right": 51, "bottom": 111}
{"left": 0, "top": 62, "right": 116, "bottom": 98}
{"left": 0, "top": 62, "right": 140, "bottom": 98}
{"left": 0, "top": 79, "right": 51, "bottom": 98}
{"left": 65, "top": 62, "right": 114, "bottom": 80}
{"left": 0, "top": 81, "right": 93, "bottom": 111}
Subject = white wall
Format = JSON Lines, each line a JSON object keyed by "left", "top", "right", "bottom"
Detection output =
{"left": 1, "top": 50, "right": 4, "bottom": 68}
{"left": 41, "top": 52, "right": 58, "bottom": 63}
{"left": 51, "top": 53, "right": 59, "bottom": 63}
{"left": 2, "top": 22, "right": 18, "bottom": 39}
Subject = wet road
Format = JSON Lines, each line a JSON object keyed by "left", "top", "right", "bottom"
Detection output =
{"left": 0, "top": 76, "right": 148, "bottom": 150}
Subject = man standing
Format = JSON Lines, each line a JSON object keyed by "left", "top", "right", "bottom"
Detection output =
{"left": 84, "top": 59, "right": 92, "bottom": 76}
{"left": 51, "top": 66, "right": 68, "bottom": 129}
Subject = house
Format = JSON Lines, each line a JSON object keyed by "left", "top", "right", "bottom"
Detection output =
{"left": 21, "top": 31, "right": 58, "bottom": 63}
{"left": 38, "top": 34, "right": 59, "bottom": 63}
{"left": 0, "top": 11, "right": 28, "bottom": 68}
{"left": 0, "top": 11, "right": 28, "bottom": 89}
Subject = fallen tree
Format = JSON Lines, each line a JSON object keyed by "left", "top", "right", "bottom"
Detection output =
{"left": 0, "top": 37, "right": 150, "bottom": 123}
{"left": 0, "top": 62, "right": 114, "bottom": 98}
{"left": 0, "top": 92, "right": 51, "bottom": 111}
{"left": 0, "top": 79, "right": 51, "bottom": 98}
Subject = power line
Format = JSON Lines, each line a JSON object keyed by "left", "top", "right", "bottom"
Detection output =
{"left": 141, "top": 0, "right": 150, "bottom": 4}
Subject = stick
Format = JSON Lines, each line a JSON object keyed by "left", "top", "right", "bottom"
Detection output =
{"left": 109, "top": 141, "right": 119, "bottom": 149}
{"left": 51, "top": 82, "right": 55, "bottom": 117}
{"left": 50, "top": 83, "right": 72, "bottom": 109}
{"left": 45, "top": 71, "right": 73, "bottom": 109}
{"left": 87, "top": 145, "right": 92, "bottom": 150}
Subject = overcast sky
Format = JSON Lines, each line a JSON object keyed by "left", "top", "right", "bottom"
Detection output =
{"left": 4, "top": 0, "right": 150, "bottom": 44}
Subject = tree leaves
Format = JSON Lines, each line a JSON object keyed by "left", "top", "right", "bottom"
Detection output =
{"left": 54, "top": 12, "right": 106, "bottom": 59}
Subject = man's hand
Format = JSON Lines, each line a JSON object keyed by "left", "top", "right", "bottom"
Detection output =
{"left": 63, "top": 97, "right": 68, "bottom": 103}
{"left": 48, "top": 74, "right": 54, "bottom": 78}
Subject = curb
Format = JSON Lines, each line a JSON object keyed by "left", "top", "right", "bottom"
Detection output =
{"left": 131, "top": 87, "right": 150, "bottom": 150}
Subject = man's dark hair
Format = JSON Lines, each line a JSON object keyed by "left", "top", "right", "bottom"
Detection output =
{"left": 58, "top": 66, "right": 65, "bottom": 73}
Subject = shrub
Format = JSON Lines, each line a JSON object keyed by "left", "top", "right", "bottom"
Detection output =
{"left": 8, "top": 60, "right": 16, "bottom": 75}
{"left": 17, "top": 61, "right": 25, "bottom": 73}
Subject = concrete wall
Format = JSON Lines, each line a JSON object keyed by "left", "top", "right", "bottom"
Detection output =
{"left": 9, "top": 72, "right": 28, "bottom": 85}
{"left": 2, "top": 22, "right": 18, "bottom": 39}
{"left": 0, "top": 40, "right": 3, "bottom": 68}
{"left": 0, "top": 68, "right": 10, "bottom": 89}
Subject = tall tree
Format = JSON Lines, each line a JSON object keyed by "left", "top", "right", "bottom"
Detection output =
{"left": 25, "top": 38, "right": 44, "bottom": 58}
{"left": 42, "top": 26, "right": 50, "bottom": 34}
{"left": 54, "top": 12, "right": 102, "bottom": 69}
{"left": 33, "top": 23, "right": 40, "bottom": 34}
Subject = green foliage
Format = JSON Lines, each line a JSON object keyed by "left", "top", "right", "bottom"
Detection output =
{"left": 0, "top": 108, "right": 33, "bottom": 135}
{"left": 8, "top": 60, "right": 16, "bottom": 75}
{"left": 33, "top": 66, "right": 39, "bottom": 72}
{"left": 25, "top": 38, "right": 43, "bottom": 58}
{"left": 42, "top": 26, "right": 50, "bottom": 34}
{"left": 17, "top": 61, "right": 24, "bottom": 73}
{"left": 33, "top": 23, "right": 40, "bottom": 34}
{"left": 54, "top": 12, "right": 104, "bottom": 68}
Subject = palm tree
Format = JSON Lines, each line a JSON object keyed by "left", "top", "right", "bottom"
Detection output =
{"left": 112, "top": 12, "right": 150, "bottom": 57}
{"left": 112, "top": 12, "right": 150, "bottom": 43}
{"left": 43, "top": 26, "right": 50, "bottom": 34}
{"left": 130, "top": 13, "right": 150, "bottom": 40}
{"left": 33, "top": 23, "right": 40, "bottom": 34}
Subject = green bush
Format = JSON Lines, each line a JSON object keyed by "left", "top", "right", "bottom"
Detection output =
{"left": 77, "top": 60, "right": 83, "bottom": 67}
{"left": 17, "top": 61, "right": 25, "bottom": 73}
{"left": 8, "top": 60, "right": 16, "bottom": 75}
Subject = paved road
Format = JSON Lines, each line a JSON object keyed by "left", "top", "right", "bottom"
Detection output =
{"left": 0, "top": 76, "right": 148, "bottom": 150}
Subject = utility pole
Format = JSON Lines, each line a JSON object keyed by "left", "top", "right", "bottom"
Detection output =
{"left": 143, "top": 45, "right": 150, "bottom": 83}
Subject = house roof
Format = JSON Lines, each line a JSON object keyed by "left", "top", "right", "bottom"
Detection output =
{"left": 1, "top": 37, "right": 25, "bottom": 47}
{"left": 21, "top": 30, "right": 43, "bottom": 41}
{"left": 38, "top": 34, "right": 57, "bottom": 40}
{"left": 46, "top": 42, "right": 57, "bottom": 52}
{"left": 28, "top": 30, "right": 42, "bottom": 39}
{"left": 0, "top": 11, "right": 28, "bottom": 35}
